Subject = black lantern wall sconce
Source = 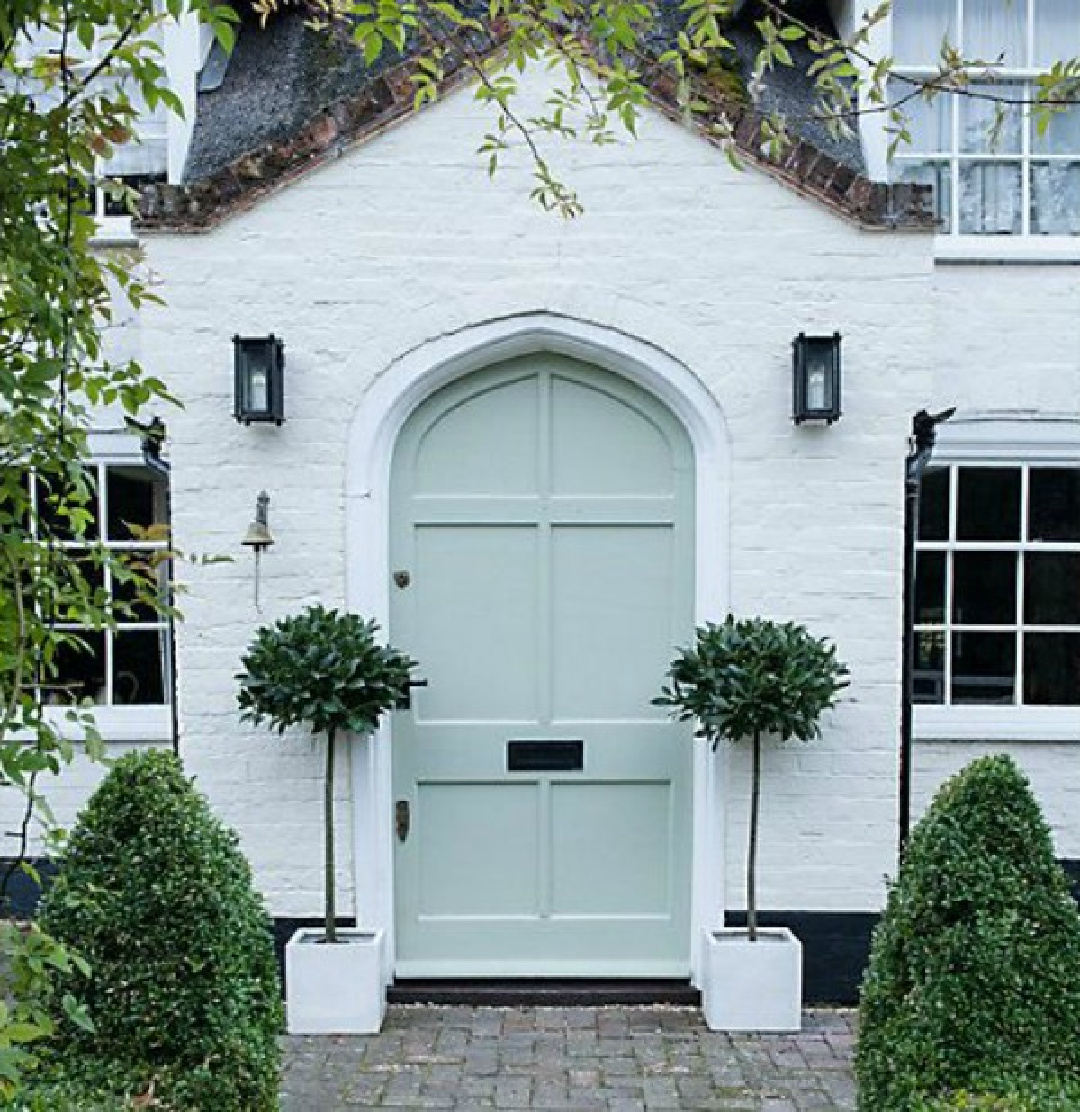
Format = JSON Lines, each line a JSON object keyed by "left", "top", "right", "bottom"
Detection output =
{"left": 793, "top": 332, "right": 842, "bottom": 425}
{"left": 233, "top": 335, "right": 285, "bottom": 425}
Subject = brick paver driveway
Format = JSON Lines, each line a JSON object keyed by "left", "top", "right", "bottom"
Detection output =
{"left": 281, "top": 1006, "right": 857, "bottom": 1110}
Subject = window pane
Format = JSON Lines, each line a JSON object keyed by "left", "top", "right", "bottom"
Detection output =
{"left": 959, "top": 163, "right": 1022, "bottom": 233}
{"left": 0, "top": 469, "right": 31, "bottom": 531}
{"left": 954, "top": 551, "right": 1017, "bottom": 624}
{"left": 919, "top": 466, "right": 950, "bottom": 540}
{"left": 963, "top": 0, "right": 1025, "bottom": 65}
{"left": 1033, "top": 0, "right": 1080, "bottom": 68}
{"left": 951, "top": 631, "right": 1016, "bottom": 704}
{"left": 1031, "top": 164, "right": 1080, "bottom": 235}
{"left": 1025, "top": 553, "right": 1080, "bottom": 625}
{"left": 112, "top": 549, "right": 167, "bottom": 622}
{"left": 916, "top": 551, "right": 947, "bottom": 622}
{"left": 894, "top": 0, "right": 957, "bottom": 65}
{"left": 45, "top": 630, "right": 107, "bottom": 705}
{"left": 961, "top": 87, "right": 1023, "bottom": 154}
{"left": 34, "top": 469, "right": 99, "bottom": 541}
{"left": 914, "top": 630, "right": 946, "bottom": 704}
{"left": 1029, "top": 468, "right": 1080, "bottom": 541}
{"left": 113, "top": 629, "right": 167, "bottom": 705}
{"left": 1032, "top": 102, "right": 1080, "bottom": 156}
{"left": 895, "top": 160, "right": 953, "bottom": 232}
{"left": 107, "top": 466, "right": 163, "bottom": 541}
{"left": 957, "top": 467, "right": 1020, "bottom": 540}
{"left": 1024, "top": 634, "right": 1080, "bottom": 704}
{"left": 56, "top": 551, "right": 107, "bottom": 623}
{"left": 892, "top": 82, "right": 952, "bottom": 153}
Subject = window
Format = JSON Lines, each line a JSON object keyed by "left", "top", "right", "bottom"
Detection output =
{"left": 14, "top": 462, "right": 171, "bottom": 708}
{"left": 914, "top": 463, "right": 1080, "bottom": 708}
{"left": 890, "top": 0, "right": 1080, "bottom": 236}
{"left": 10, "top": 19, "right": 167, "bottom": 236}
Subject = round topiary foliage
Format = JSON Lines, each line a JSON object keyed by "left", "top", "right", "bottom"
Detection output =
{"left": 857, "top": 754, "right": 1080, "bottom": 1111}
{"left": 38, "top": 749, "right": 282, "bottom": 1112}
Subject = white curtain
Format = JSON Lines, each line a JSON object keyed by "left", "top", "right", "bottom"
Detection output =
{"left": 963, "top": 0, "right": 1025, "bottom": 65}
{"left": 893, "top": 0, "right": 957, "bottom": 66}
{"left": 1034, "top": 0, "right": 1080, "bottom": 68}
{"left": 1031, "top": 164, "right": 1080, "bottom": 234}
{"left": 959, "top": 162, "right": 1022, "bottom": 233}
{"left": 961, "top": 84, "right": 1022, "bottom": 153}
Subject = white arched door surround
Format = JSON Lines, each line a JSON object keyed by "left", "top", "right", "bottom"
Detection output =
{"left": 345, "top": 312, "right": 732, "bottom": 986}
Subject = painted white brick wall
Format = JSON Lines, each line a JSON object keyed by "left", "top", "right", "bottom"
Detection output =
{"left": 3, "top": 73, "right": 960, "bottom": 923}
{"left": 143, "top": 76, "right": 936, "bottom": 918}
{"left": 913, "top": 263, "right": 1080, "bottom": 856}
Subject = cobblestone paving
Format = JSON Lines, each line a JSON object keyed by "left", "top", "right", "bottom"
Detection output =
{"left": 281, "top": 1006, "right": 857, "bottom": 1110}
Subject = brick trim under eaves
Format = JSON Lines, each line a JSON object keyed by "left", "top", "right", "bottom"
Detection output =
{"left": 135, "top": 40, "right": 935, "bottom": 234}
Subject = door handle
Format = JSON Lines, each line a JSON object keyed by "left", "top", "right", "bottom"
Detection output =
{"left": 395, "top": 800, "right": 411, "bottom": 842}
{"left": 396, "top": 678, "right": 429, "bottom": 711}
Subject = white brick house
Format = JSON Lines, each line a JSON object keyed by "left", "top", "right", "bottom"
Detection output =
{"left": 12, "top": 0, "right": 1080, "bottom": 1003}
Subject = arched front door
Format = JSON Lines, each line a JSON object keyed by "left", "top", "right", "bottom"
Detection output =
{"left": 390, "top": 353, "right": 695, "bottom": 976}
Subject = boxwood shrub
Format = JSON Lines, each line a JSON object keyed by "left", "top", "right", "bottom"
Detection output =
{"left": 857, "top": 754, "right": 1080, "bottom": 1111}
{"left": 35, "top": 749, "right": 282, "bottom": 1111}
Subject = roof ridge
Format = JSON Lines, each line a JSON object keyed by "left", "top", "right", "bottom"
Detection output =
{"left": 136, "top": 33, "right": 934, "bottom": 233}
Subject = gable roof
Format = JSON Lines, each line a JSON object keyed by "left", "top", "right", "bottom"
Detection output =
{"left": 136, "top": 2, "right": 934, "bottom": 232}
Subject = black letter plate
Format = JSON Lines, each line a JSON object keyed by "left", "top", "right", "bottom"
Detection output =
{"left": 507, "top": 740, "right": 584, "bottom": 772}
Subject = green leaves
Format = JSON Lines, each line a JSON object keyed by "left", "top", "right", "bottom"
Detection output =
{"left": 857, "top": 756, "right": 1080, "bottom": 1111}
{"left": 37, "top": 750, "right": 283, "bottom": 1111}
{"left": 654, "top": 615, "right": 849, "bottom": 749}
{"left": 237, "top": 604, "right": 417, "bottom": 739}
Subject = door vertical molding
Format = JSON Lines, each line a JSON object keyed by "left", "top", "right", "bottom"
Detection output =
{"left": 345, "top": 311, "right": 732, "bottom": 986}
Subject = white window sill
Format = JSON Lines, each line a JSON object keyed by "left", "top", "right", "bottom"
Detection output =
{"left": 934, "top": 236, "right": 1080, "bottom": 265}
{"left": 916, "top": 705, "right": 1080, "bottom": 743}
{"left": 40, "top": 705, "right": 172, "bottom": 744}
{"left": 89, "top": 216, "right": 139, "bottom": 248}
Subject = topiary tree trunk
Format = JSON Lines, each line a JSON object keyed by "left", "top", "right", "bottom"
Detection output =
{"left": 747, "top": 729, "right": 761, "bottom": 942}
{"left": 325, "top": 726, "right": 337, "bottom": 944}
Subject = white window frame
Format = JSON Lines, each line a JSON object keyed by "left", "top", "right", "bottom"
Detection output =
{"left": 36, "top": 432, "right": 173, "bottom": 744}
{"left": 887, "top": 0, "right": 1080, "bottom": 261}
{"left": 915, "top": 416, "right": 1080, "bottom": 742}
{"left": 12, "top": 17, "right": 160, "bottom": 246}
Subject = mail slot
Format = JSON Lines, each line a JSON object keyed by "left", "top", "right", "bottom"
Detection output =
{"left": 507, "top": 740, "right": 584, "bottom": 772}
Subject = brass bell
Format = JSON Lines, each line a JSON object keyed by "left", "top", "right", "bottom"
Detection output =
{"left": 242, "top": 491, "right": 275, "bottom": 552}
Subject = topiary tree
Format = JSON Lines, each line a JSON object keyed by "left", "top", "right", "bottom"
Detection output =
{"left": 857, "top": 754, "right": 1080, "bottom": 1111}
{"left": 37, "top": 749, "right": 282, "bottom": 1112}
{"left": 655, "top": 616, "right": 848, "bottom": 940}
{"left": 236, "top": 605, "right": 416, "bottom": 943}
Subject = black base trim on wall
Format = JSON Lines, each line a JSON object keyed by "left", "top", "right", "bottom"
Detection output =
{"left": 8, "top": 859, "right": 1080, "bottom": 1008}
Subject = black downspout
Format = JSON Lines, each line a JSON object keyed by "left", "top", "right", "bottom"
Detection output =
{"left": 900, "top": 407, "right": 955, "bottom": 861}
{"left": 138, "top": 418, "right": 179, "bottom": 759}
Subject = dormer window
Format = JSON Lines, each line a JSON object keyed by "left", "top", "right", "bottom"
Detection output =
{"left": 889, "top": 0, "right": 1080, "bottom": 236}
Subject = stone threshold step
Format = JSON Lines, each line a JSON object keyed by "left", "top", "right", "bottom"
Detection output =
{"left": 388, "top": 979, "right": 701, "bottom": 1007}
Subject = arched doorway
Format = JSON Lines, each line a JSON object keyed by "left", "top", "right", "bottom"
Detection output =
{"left": 389, "top": 351, "right": 695, "bottom": 975}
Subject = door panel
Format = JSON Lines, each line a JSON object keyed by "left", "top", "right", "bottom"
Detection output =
{"left": 551, "top": 525, "right": 675, "bottom": 721}
{"left": 391, "top": 354, "right": 695, "bottom": 976}
{"left": 414, "top": 525, "right": 539, "bottom": 722}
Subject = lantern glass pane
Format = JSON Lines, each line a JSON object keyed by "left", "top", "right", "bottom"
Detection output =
{"left": 806, "top": 366, "right": 828, "bottom": 411}
{"left": 249, "top": 367, "right": 269, "bottom": 412}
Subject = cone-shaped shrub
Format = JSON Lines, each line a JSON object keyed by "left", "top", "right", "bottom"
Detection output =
{"left": 38, "top": 749, "right": 282, "bottom": 1111}
{"left": 857, "top": 755, "right": 1080, "bottom": 1111}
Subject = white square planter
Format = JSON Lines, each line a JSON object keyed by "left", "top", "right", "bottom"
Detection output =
{"left": 285, "top": 928, "right": 386, "bottom": 1034}
{"left": 701, "top": 926, "right": 802, "bottom": 1033}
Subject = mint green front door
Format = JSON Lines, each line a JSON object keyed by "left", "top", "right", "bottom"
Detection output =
{"left": 390, "top": 354, "right": 694, "bottom": 976}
